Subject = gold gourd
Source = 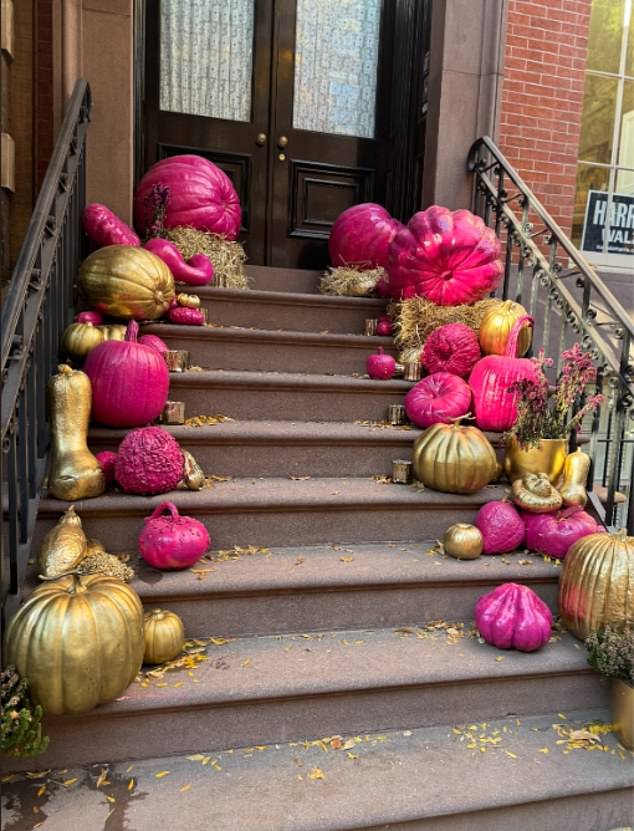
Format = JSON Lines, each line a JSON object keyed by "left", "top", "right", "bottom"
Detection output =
{"left": 101, "top": 324, "right": 127, "bottom": 341}
{"left": 48, "top": 364, "right": 105, "bottom": 500}
{"left": 398, "top": 346, "right": 424, "bottom": 365}
{"left": 3, "top": 573, "right": 145, "bottom": 714}
{"left": 62, "top": 322, "right": 127, "bottom": 361}
{"left": 479, "top": 300, "right": 532, "bottom": 357}
{"left": 443, "top": 523, "right": 483, "bottom": 559}
{"left": 412, "top": 419, "right": 498, "bottom": 494}
{"left": 558, "top": 449, "right": 590, "bottom": 507}
{"left": 176, "top": 292, "right": 201, "bottom": 309}
{"left": 182, "top": 450, "right": 205, "bottom": 491}
{"left": 559, "top": 530, "right": 634, "bottom": 640}
{"left": 511, "top": 473, "right": 562, "bottom": 513}
{"left": 38, "top": 505, "right": 88, "bottom": 578}
{"left": 143, "top": 609, "right": 186, "bottom": 665}
{"left": 78, "top": 245, "right": 175, "bottom": 320}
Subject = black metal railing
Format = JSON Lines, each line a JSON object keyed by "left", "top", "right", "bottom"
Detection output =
{"left": 468, "top": 136, "right": 634, "bottom": 533}
{"left": 1, "top": 80, "right": 91, "bottom": 622}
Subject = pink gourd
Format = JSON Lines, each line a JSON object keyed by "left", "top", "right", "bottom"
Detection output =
{"left": 475, "top": 500, "right": 525, "bottom": 554}
{"left": 523, "top": 506, "right": 602, "bottom": 560}
{"left": 422, "top": 322, "right": 481, "bottom": 378}
{"left": 134, "top": 155, "right": 241, "bottom": 240}
{"left": 329, "top": 204, "right": 403, "bottom": 269}
{"left": 139, "top": 502, "right": 210, "bottom": 570}
{"left": 139, "top": 333, "right": 169, "bottom": 354}
{"left": 387, "top": 206, "right": 503, "bottom": 304}
{"left": 115, "top": 427, "right": 184, "bottom": 495}
{"left": 143, "top": 238, "right": 214, "bottom": 287}
{"left": 367, "top": 348, "right": 397, "bottom": 380}
{"left": 376, "top": 315, "right": 394, "bottom": 336}
{"left": 84, "top": 320, "right": 169, "bottom": 427}
{"left": 468, "top": 316, "right": 537, "bottom": 431}
{"left": 474, "top": 582, "right": 553, "bottom": 652}
{"left": 95, "top": 450, "right": 117, "bottom": 485}
{"left": 75, "top": 310, "right": 105, "bottom": 326}
{"left": 168, "top": 305, "right": 206, "bottom": 326}
{"left": 83, "top": 203, "right": 141, "bottom": 247}
{"left": 404, "top": 372, "right": 471, "bottom": 429}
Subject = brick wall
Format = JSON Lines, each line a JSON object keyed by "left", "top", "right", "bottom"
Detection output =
{"left": 498, "top": 0, "right": 592, "bottom": 236}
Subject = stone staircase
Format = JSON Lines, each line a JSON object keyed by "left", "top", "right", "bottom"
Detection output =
{"left": 4, "top": 265, "right": 633, "bottom": 831}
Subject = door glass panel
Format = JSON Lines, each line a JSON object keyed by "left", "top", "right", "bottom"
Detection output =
{"left": 572, "top": 164, "right": 609, "bottom": 248}
{"left": 293, "top": 0, "right": 381, "bottom": 138}
{"left": 587, "top": 0, "right": 624, "bottom": 75}
{"left": 160, "top": 0, "right": 254, "bottom": 121}
{"left": 618, "top": 81, "right": 634, "bottom": 168}
{"left": 578, "top": 75, "right": 618, "bottom": 164}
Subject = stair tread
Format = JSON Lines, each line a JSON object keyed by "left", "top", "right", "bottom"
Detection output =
{"left": 194, "top": 284, "right": 386, "bottom": 308}
{"left": 168, "top": 368, "right": 411, "bottom": 389}
{"left": 143, "top": 322, "right": 393, "bottom": 346}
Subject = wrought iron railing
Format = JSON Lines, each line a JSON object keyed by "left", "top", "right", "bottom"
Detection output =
{"left": 468, "top": 136, "right": 634, "bottom": 533}
{"left": 1, "top": 80, "right": 91, "bottom": 622}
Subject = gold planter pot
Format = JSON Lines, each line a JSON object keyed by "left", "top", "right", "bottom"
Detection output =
{"left": 612, "top": 679, "right": 634, "bottom": 750}
{"left": 504, "top": 436, "right": 568, "bottom": 484}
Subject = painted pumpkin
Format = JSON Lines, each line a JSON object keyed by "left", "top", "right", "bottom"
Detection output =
{"left": 62, "top": 321, "right": 127, "bottom": 361}
{"left": 143, "top": 609, "right": 185, "bottom": 664}
{"left": 144, "top": 237, "right": 213, "bottom": 287}
{"left": 558, "top": 449, "right": 591, "bottom": 507}
{"left": 38, "top": 505, "right": 88, "bottom": 579}
{"left": 367, "top": 348, "right": 397, "bottom": 380}
{"left": 475, "top": 500, "right": 525, "bottom": 554}
{"left": 443, "top": 523, "right": 483, "bottom": 559}
{"left": 422, "top": 322, "right": 481, "bottom": 378}
{"left": 475, "top": 582, "right": 553, "bottom": 652}
{"left": 479, "top": 300, "right": 532, "bottom": 357}
{"left": 138, "top": 502, "right": 210, "bottom": 570}
{"left": 511, "top": 473, "right": 562, "bottom": 513}
{"left": 82, "top": 202, "right": 141, "bottom": 248}
{"left": 404, "top": 371, "right": 471, "bottom": 428}
{"left": 524, "top": 506, "right": 601, "bottom": 560}
{"left": 115, "top": 427, "right": 184, "bottom": 495}
{"left": 329, "top": 203, "right": 403, "bottom": 269}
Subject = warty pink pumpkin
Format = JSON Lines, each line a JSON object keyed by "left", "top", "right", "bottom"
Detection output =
{"left": 138, "top": 333, "right": 169, "bottom": 354}
{"left": 143, "top": 238, "right": 214, "bottom": 287}
{"left": 168, "top": 305, "right": 206, "bottom": 326}
{"left": 95, "top": 450, "right": 118, "bottom": 484}
{"left": 75, "top": 310, "right": 105, "bottom": 326}
{"left": 523, "top": 506, "right": 602, "bottom": 560}
{"left": 474, "top": 582, "right": 553, "bottom": 652}
{"left": 386, "top": 206, "right": 503, "bottom": 304}
{"left": 84, "top": 320, "right": 169, "bottom": 427}
{"left": 475, "top": 500, "right": 525, "bottom": 554}
{"left": 468, "top": 315, "right": 537, "bottom": 431}
{"left": 422, "top": 322, "right": 481, "bottom": 378}
{"left": 83, "top": 203, "right": 141, "bottom": 248}
{"left": 404, "top": 372, "right": 471, "bottom": 429}
{"left": 329, "top": 204, "right": 403, "bottom": 269}
{"left": 367, "top": 347, "right": 397, "bottom": 380}
{"left": 139, "top": 502, "right": 210, "bottom": 570}
{"left": 134, "top": 155, "right": 241, "bottom": 240}
{"left": 115, "top": 427, "right": 184, "bottom": 495}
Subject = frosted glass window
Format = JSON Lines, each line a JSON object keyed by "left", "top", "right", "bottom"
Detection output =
{"left": 293, "top": 0, "right": 381, "bottom": 138}
{"left": 160, "top": 0, "right": 254, "bottom": 122}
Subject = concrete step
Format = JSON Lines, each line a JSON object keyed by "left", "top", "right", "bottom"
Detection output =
{"left": 13, "top": 627, "right": 608, "bottom": 769}
{"left": 245, "top": 264, "right": 322, "bottom": 293}
{"left": 3, "top": 710, "right": 630, "bottom": 831}
{"left": 36, "top": 478, "right": 511, "bottom": 551}
{"left": 142, "top": 323, "right": 395, "bottom": 375}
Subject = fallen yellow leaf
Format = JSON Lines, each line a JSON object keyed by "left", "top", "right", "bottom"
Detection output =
{"left": 308, "top": 767, "right": 325, "bottom": 781}
{"left": 538, "top": 747, "right": 550, "bottom": 754}
{"left": 179, "top": 783, "right": 192, "bottom": 793}
{"left": 63, "top": 778, "right": 78, "bottom": 787}
{"left": 128, "top": 778, "right": 135, "bottom": 791}
{"left": 155, "top": 770, "right": 170, "bottom": 779}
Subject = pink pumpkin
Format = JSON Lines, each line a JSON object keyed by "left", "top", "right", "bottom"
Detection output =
{"left": 115, "top": 427, "right": 184, "bottom": 495}
{"left": 84, "top": 320, "right": 169, "bottom": 427}
{"left": 376, "top": 315, "right": 394, "bottom": 337}
{"left": 524, "top": 506, "right": 602, "bottom": 560}
{"left": 469, "top": 316, "right": 537, "bottom": 432}
{"left": 83, "top": 203, "right": 141, "bottom": 247}
{"left": 75, "top": 310, "right": 105, "bottom": 326}
{"left": 386, "top": 206, "right": 503, "bottom": 304}
{"left": 143, "top": 238, "right": 213, "bottom": 287}
{"left": 404, "top": 372, "right": 471, "bottom": 429}
{"left": 475, "top": 500, "right": 525, "bottom": 554}
{"left": 367, "top": 347, "right": 397, "bottom": 380}
{"left": 95, "top": 450, "right": 117, "bottom": 485}
{"left": 139, "top": 502, "right": 210, "bottom": 570}
{"left": 139, "top": 333, "right": 169, "bottom": 354}
{"left": 422, "top": 322, "right": 481, "bottom": 378}
{"left": 329, "top": 204, "right": 403, "bottom": 269}
{"left": 474, "top": 582, "right": 553, "bottom": 652}
{"left": 168, "top": 305, "right": 206, "bottom": 326}
{"left": 134, "top": 155, "right": 241, "bottom": 240}
{"left": 375, "top": 276, "right": 391, "bottom": 298}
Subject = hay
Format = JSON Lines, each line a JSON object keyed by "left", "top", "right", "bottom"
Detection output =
{"left": 393, "top": 296, "right": 501, "bottom": 350}
{"left": 167, "top": 227, "right": 250, "bottom": 290}
{"left": 319, "top": 266, "right": 385, "bottom": 297}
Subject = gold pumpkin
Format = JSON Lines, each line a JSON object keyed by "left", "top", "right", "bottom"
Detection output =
{"left": 412, "top": 420, "right": 498, "bottom": 494}
{"left": 479, "top": 300, "right": 532, "bottom": 357}
{"left": 143, "top": 609, "right": 185, "bottom": 665}
{"left": 176, "top": 292, "right": 201, "bottom": 309}
{"left": 48, "top": 364, "right": 105, "bottom": 500}
{"left": 62, "top": 322, "right": 128, "bottom": 360}
{"left": 78, "top": 245, "right": 175, "bottom": 321}
{"left": 3, "top": 573, "right": 145, "bottom": 714}
{"left": 558, "top": 449, "right": 590, "bottom": 507}
{"left": 559, "top": 531, "right": 634, "bottom": 640}
{"left": 38, "top": 505, "right": 88, "bottom": 578}
{"left": 443, "top": 523, "right": 483, "bottom": 559}
{"left": 511, "top": 473, "right": 562, "bottom": 513}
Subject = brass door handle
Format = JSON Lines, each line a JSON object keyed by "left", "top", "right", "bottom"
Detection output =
{"left": 256, "top": 133, "right": 267, "bottom": 146}
{"left": 277, "top": 135, "right": 288, "bottom": 148}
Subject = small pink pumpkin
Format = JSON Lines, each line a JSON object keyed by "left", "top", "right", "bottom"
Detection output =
{"left": 422, "top": 323, "right": 481, "bottom": 378}
{"left": 367, "top": 347, "right": 397, "bottom": 380}
{"left": 83, "top": 203, "right": 141, "bottom": 247}
{"left": 139, "top": 501, "right": 210, "bottom": 570}
{"left": 168, "top": 306, "right": 206, "bottom": 326}
{"left": 404, "top": 372, "right": 471, "bottom": 429}
{"left": 523, "top": 506, "right": 602, "bottom": 560}
{"left": 139, "top": 333, "right": 169, "bottom": 354}
{"left": 75, "top": 310, "right": 105, "bottom": 326}
{"left": 474, "top": 582, "right": 553, "bottom": 652}
{"left": 475, "top": 500, "right": 525, "bottom": 554}
{"left": 115, "top": 427, "right": 184, "bottom": 495}
{"left": 376, "top": 315, "right": 394, "bottom": 337}
{"left": 143, "top": 238, "right": 213, "bottom": 287}
{"left": 95, "top": 450, "right": 118, "bottom": 485}
{"left": 329, "top": 204, "right": 402, "bottom": 269}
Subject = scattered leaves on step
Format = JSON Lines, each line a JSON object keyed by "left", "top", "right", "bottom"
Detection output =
{"left": 353, "top": 419, "right": 412, "bottom": 431}
{"left": 538, "top": 747, "right": 550, "bottom": 754}
{"left": 179, "top": 783, "right": 192, "bottom": 793}
{"left": 24, "top": 771, "right": 50, "bottom": 780}
{"left": 95, "top": 769, "right": 110, "bottom": 789}
{"left": 213, "top": 545, "right": 271, "bottom": 562}
{"left": 36, "top": 785, "right": 46, "bottom": 797}
{"left": 308, "top": 767, "right": 325, "bottom": 781}
{"left": 551, "top": 721, "right": 618, "bottom": 752}
{"left": 240, "top": 657, "right": 252, "bottom": 668}
{"left": 155, "top": 771, "right": 170, "bottom": 780}
{"left": 339, "top": 556, "right": 354, "bottom": 563}
{"left": 495, "top": 656, "right": 505, "bottom": 662}
{"left": 185, "top": 414, "right": 234, "bottom": 427}
{"left": 105, "top": 795, "right": 116, "bottom": 804}
{"left": 190, "top": 566, "right": 216, "bottom": 580}
{"left": 288, "top": 475, "right": 311, "bottom": 480}
{"left": 518, "top": 559, "right": 534, "bottom": 566}
{"left": 62, "top": 778, "right": 78, "bottom": 787}
{"left": 294, "top": 557, "right": 305, "bottom": 566}
{"left": 505, "top": 751, "right": 518, "bottom": 759}
{"left": 188, "top": 365, "right": 204, "bottom": 372}
{"left": 372, "top": 475, "right": 393, "bottom": 485}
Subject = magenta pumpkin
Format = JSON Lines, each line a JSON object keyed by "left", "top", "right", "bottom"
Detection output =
{"left": 422, "top": 322, "right": 481, "bottom": 378}
{"left": 375, "top": 276, "right": 391, "bottom": 298}
{"left": 95, "top": 450, "right": 117, "bottom": 485}
{"left": 83, "top": 203, "right": 141, "bottom": 248}
{"left": 139, "top": 333, "right": 169, "bottom": 354}
{"left": 115, "top": 427, "right": 184, "bottom": 495}
{"left": 376, "top": 316, "right": 394, "bottom": 337}
{"left": 475, "top": 500, "right": 525, "bottom": 554}
{"left": 75, "top": 310, "right": 105, "bottom": 326}
{"left": 404, "top": 372, "right": 471, "bottom": 429}
{"left": 367, "top": 347, "right": 397, "bottom": 380}
{"left": 523, "top": 506, "right": 602, "bottom": 560}
{"left": 168, "top": 305, "right": 206, "bottom": 326}
{"left": 474, "top": 582, "right": 553, "bottom": 652}
{"left": 468, "top": 316, "right": 537, "bottom": 432}
{"left": 134, "top": 155, "right": 241, "bottom": 240}
{"left": 143, "top": 238, "right": 214, "bottom": 287}
{"left": 329, "top": 204, "right": 403, "bottom": 269}
{"left": 139, "top": 502, "right": 210, "bottom": 570}
{"left": 84, "top": 320, "right": 169, "bottom": 428}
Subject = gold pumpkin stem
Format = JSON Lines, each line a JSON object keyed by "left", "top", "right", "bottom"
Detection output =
{"left": 38, "top": 569, "right": 85, "bottom": 593}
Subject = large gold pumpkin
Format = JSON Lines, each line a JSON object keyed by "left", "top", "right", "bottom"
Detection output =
{"left": 412, "top": 420, "right": 498, "bottom": 494}
{"left": 78, "top": 245, "right": 175, "bottom": 321}
{"left": 3, "top": 573, "right": 145, "bottom": 714}
{"left": 143, "top": 609, "right": 185, "bottom": 665}
{"left": 559, "top": 531, "right": 634, "bottom": 640}
{"left": 479, "top": 300, "right": 532, "bottom": 357}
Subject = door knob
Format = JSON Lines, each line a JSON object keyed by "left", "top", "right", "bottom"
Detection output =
{"left": 256, "top": 133, "right": 267, "bottom": 146}
{"left": 277, "top": 135, "right": 288, "bottom": 148}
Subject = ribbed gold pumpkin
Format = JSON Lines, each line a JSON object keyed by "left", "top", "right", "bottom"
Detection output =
{"left": 62, "top": 322, "right": 128, "bottom": 360}
{"left": 412, "top": 420, "right": 498, "bottom": 494}
{"left": 479, "top": 300, "right": 532, "bottom": 357}
{"left": 559, "top": 531, "right": 634, "bottom": 640}
{"left": 78, "top": 245, "right": 175, "bottom": 321}
{"left": 3, "top": 573, "right": 145, "bottom": 714}
{"left": 143, "top": 609, "right": 185, "bottom": 665}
